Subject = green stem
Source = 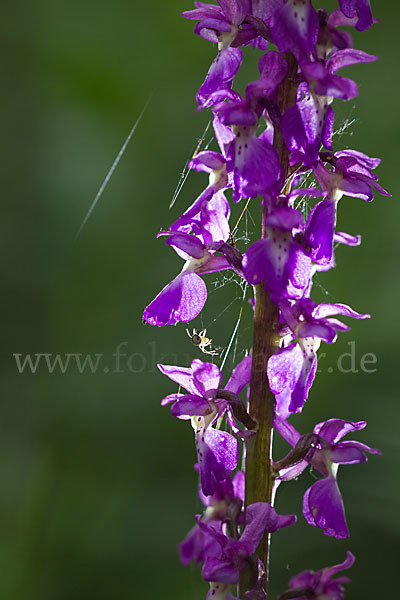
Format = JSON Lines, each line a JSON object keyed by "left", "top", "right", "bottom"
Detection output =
{"left": 238, "top": 52, "right": 298, "bottom": 598}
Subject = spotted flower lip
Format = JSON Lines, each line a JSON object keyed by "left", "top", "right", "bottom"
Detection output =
{"left": 304, "top": 198, "right": 337, "bottom": 265}
{"left": 278, "top": 551, "right": 355, "bottom": 600}
{"left": 268, "top": 0, "right": 320, "bottom": 62}
{"left": 281, "top": 84, "right": 334, "bottom": 166}
{"left": 242, "top": 223, "right": 311, "bottom": 302}
{"left": 212, "top": 55, "right": 291, "bottom": 198}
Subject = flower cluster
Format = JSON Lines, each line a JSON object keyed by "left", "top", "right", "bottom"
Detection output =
{"left": 144, "top": 1, "right": 386, "bottom": 597}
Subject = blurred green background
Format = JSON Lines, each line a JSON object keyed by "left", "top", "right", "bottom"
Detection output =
{"left": 1, "top": 0, "right": 398, "bottom": 598}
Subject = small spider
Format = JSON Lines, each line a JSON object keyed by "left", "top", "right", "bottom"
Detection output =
{"left": 186, "top": 328, "right": 219, "bottom": 356}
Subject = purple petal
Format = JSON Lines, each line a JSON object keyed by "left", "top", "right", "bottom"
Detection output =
{"left": 160, "top": 392, "right": 184, "bottom": 407}
{"left": 264, "top": 207, "right": 304, "bottom": 231}
{"left": 194, "top": 253, "right": 232, "bottom": 275}
{"left": 197, "top": 47, "right": 243, "bottom": 107}
{"left": 199, "top": 194, "right": 231, "bottom": 246}
{"left": 296, "top": 321, "right": 337, "bottom": 343}
{"left": 290, "top": 347, "right": 317, "bottom": 413}
{"left": 194, "top": 17, "right": 233, "bottom": 35}
{"left": 197, "top": 433, "right": 231, "bottom": 497}
{"left": 258, "top": 50, "right": 288, "bottom": 83}
{"left": 314, "top": 418, "right": 366, "bottom": 443}
{"left": 180, "top": 521, "right": 222, "bottom": 566}
{"left": 277, "top": 457, "right": 309, "bottom": 481}
{"left": 157, "top": 364, "right": 199, "bottom": 395}
{"left": 243, "top": 235, "right": 310, "bottom": 300}
{"left": 338, "top": 174, "right": 373, "bottom": 201}
{"left": 338, "top": 0, "right": 373, "bottom": 31}
{"left": 320, "top": 551, "right": 355, "bottom": 583}
{"left": 218, "top": 103, "right": 258, "bottom": 127}
{"left": 286, "top": 551, "right": 355, "bottom": 598}
{"left": 205, "top": 426, "right": 239, "bottom": 472}
{"left": 242, "top": 503, "right": 296, "bottom": 552}
{"left": 305, "top": 199, "right": 337, "bottom": 265}
{"left": 335, "top": 148, "right": 381, "bottom": 170}
{"left": 232, "top": 470, "right": 245, "bottom": 503}
{"left": 303, "top": 476, "right": 349, "bottom": 539}
{"left": 166, "top": 232, "right": 205, "bottom": 259}
{"left": 334, "top": 231, "right": 361, "bottom": 246}
{"left": 189, "top": 150, "right": 226, "bottom": 172}
{"left": 251, "top": 0, "right": 283, "bottom": 21}
{"left": 329, "top": 440, "right": 381, "bottom": 464}
{"left": 326, "top": 48, "right": 377, "bottom": 73}
{"left": 172, "top": 186, "right": 215, "bottom": 230}
{"left": 268, "top": 343, "right": 303, "bottom": 395}
{"left": 202, "top": 556, "right": 239, "bottom": 584}
{"left": 302, "top": 62, "right": 358, "bottom": 100}
{"left": 312, "top": 302, "right": 370, "bottom": 320}
{"left": 228, "top": 131, "right": 281, "bottom": 201}
{"left": 282, "top": 97, "right": 328, "bottom": 166}
{"left": 274, "top": 413, "right": 301, "bottom": 448}
{"left": 218, "top": 0, "right": 250, "bottom": 25}
{"left": 225, "top": 355, "right": 252, "bottom": 394}
{"left": 171, "top": 395, "right": 214, "bottom": 418}
{"left": 182, "top": 7, "right": 224, "bottom": 22}
{"left": 268, "top": 341, "right": 317, "bottom": 414}
{"left": 213, "top": 113, "right": 236, "bottom": 155}
{"left": 143, "top": 271, "right": 207, "bottom": 326}
{"left": 192, "top": 359, "right": 222, "bottom": 395}
{"left": 322, "top": 105, "right": 334, "bottom": 150}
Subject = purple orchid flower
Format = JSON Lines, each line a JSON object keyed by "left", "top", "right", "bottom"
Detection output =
{"left": 282, "top": 47, "right": 376, "bottom": 167}
{"left": 278, "top": 551, "right": 355, "bottom": 599}
{"left": 243, "top": 198, "right": 311, "bottom": 301}
{"left": 215, "top": 101, "right": 282, "bottom": 201}
{"left": 143, "top": 185, "right": 234, "bottom": 326}
{"left": 274, "top": 416, "right": 381, "bottom": 538}
{"left": 158, "top": 356, "right": 253, "bottom": 496}
{"left": 268, "top": 299, "right": 369, "bottom": 416}
{"left": 206, "top": 51, "right": 289, "bottom": 199}
{"left": 180, "top": 470, "right": 245, "bottom": 566}
{"left": 183, "top": 2, "right": 256, "bottom": 106}
{"left": 303, "top": 149, "right": 390, "bottom": 264}
{"left": 314, "top": 149, "right": 391, "bottom": 202}
{"left": 301, "top": 48, "right": 378, "bottom": 100}
{"left": 200, "top": 502, "right": 296, "bottom": 584}
{"left": 182, "top": 1, "right": 251, "bottom": 46}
